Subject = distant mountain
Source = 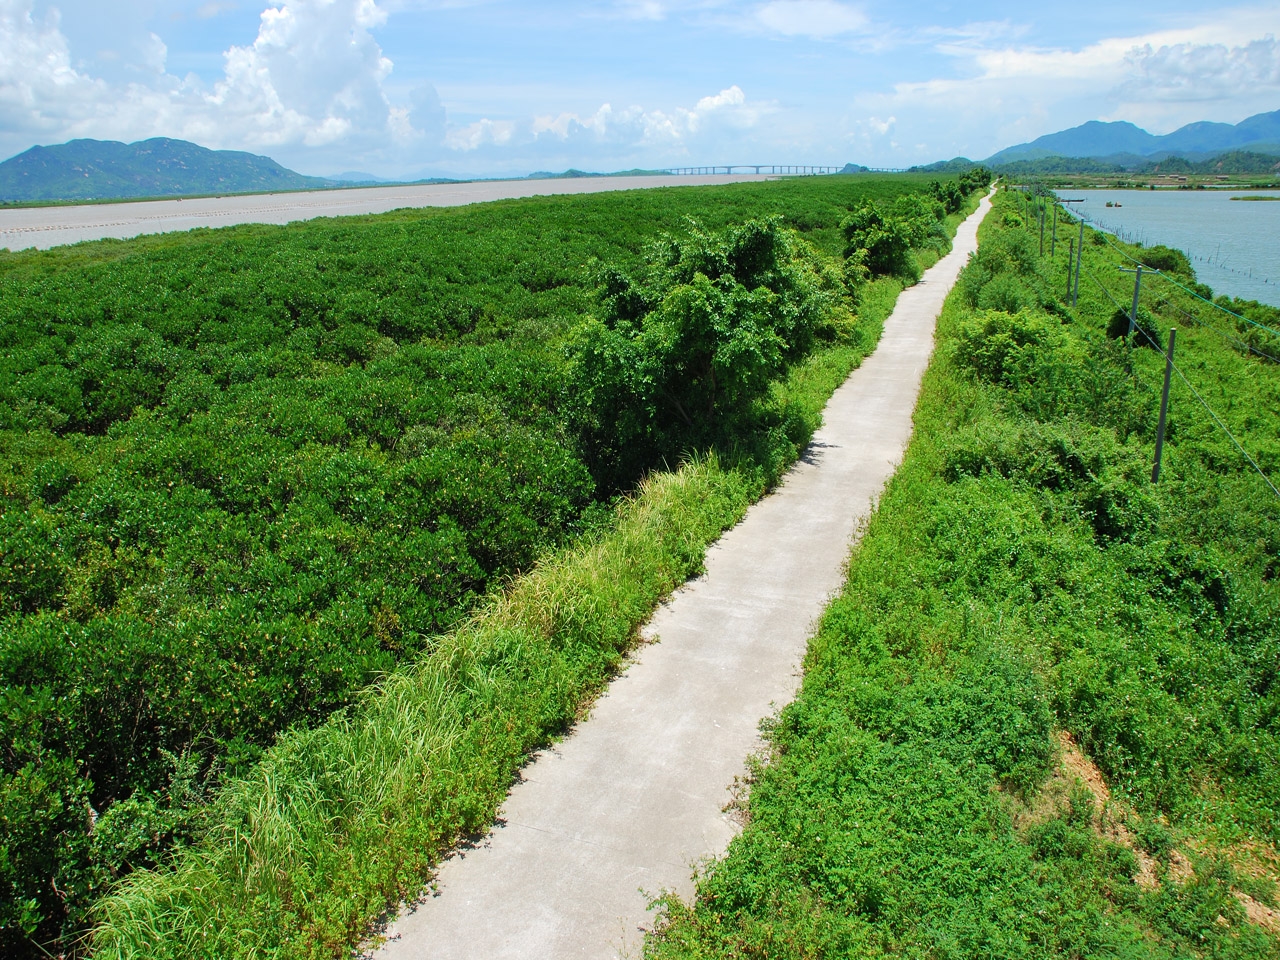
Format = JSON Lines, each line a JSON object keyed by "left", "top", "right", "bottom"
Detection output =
{"left": 908, "top": 157, "right": 979, "bottom": 174}
{"left": 330, "top": 171, "right": 394, "bottom": 184}
{"left": 987, "top": 110, "right": 1280, "bottom": 165}
{"left": 523, "top": 168, "right": 667, "bottom": 179}
{"left": 0, "top": 138, "right": 336, "bottom": 202}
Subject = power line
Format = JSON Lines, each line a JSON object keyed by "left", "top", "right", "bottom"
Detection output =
{"left": 1128, "top": 321, "right": 1280, "bottom": 501}
{"left": 1083, "top": 263, "right": 1280, "bottom": 500}
{"left": 1087, "top": 223, "right": 1280, "bottom": 342}
{"left": 1165, "top": 300, "right": 1280, "bottom": 365}
{"left": 1064, "top": 205, "right": 1280, "bottom": 361}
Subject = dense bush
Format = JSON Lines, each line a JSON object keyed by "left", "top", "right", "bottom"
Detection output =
{"left": 0, "top": 174, "right": 965, "bottom": 955}
{"left": 567, "top": 218, "right": 843, "bottom": 487}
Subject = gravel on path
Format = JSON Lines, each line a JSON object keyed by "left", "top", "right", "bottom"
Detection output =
{"left": 374, "top": 193, "right": 994, "bottom": 960}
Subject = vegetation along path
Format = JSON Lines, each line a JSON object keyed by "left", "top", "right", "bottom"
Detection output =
{"left": 376, "top": 191, "right": 995, "bottom": 960}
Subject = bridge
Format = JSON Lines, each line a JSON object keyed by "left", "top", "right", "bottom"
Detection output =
{"left": 661, "top": 165, "right": 908, "bottom": 176}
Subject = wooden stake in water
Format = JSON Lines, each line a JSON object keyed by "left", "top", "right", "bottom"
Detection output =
{"left": 1152, "top": 328, "right": 1176, "bottom": 483}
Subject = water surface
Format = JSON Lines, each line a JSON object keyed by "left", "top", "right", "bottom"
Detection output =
{"left": 1065, "top": 189, "right": 1280, "bottom": 307}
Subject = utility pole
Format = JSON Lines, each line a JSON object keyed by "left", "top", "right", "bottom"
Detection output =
{"left": 1051, "top": 203, "right": 1058, "bottom": 257}
{"left": 1119, "top": 265, "right": 1144, "bottom": 337}
{"left": 1066, "top": 238, "right": 1074, "bottom": 302}
{"left": 1074, "top": 218, "right": 1084, "bottom": 306}
{"left": 1039, "top": 204, "right": 1045, "bottom": 256}
{"left": 1152, "top": 328, "right": 1177, "bottom": 482}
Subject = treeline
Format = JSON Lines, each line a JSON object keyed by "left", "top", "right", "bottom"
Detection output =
{"left": 911, "top": 151, "right": 1280, "bottom": 177}
{"left": 648, "top": 189, "right": 1280, "bottom": 956}
{"left": 0, "top": 172, "right": 989, "bottom": 956}
{"left": 995, "top": 150, "right": 1280, "bottom": 177}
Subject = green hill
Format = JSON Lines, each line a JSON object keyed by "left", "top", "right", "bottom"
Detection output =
{"left": 0, "top": 138, "right": 336, "bottom": 202}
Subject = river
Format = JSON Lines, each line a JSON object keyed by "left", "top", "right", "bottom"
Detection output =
{"left": 1063, "top": 189, "right": 1280, "bottom": 308}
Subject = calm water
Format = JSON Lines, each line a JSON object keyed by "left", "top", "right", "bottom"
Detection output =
{"left": 1063, "top": 189, "right": 1280, "bottom": 308}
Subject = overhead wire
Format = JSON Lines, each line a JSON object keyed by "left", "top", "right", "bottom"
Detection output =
{"left": 1080, "top": 244, "right": 1280, "bottom": 504}
{"left": 1082, "top": 213, "right": 1280, "bottom": 341}
{"left": 1128, "top": 320, "right": 1280, "bottom": 501}
{"left": 1165, "top": 300, "right": 1280, "bottom": 365}
{"left": 1061, "top": 201, "right": 1280, "bottom": 362}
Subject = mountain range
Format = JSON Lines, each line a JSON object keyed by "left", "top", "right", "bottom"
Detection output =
{"left": 0, "top": 138, "right": 340, "bottom": 202}
{"left": 985, "top": 109, "right": 1280, "bottom": 165}
{"left": 5, "top": 108, "right": 1280, "bottom": 204}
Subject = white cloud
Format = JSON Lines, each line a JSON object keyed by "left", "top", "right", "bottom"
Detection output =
{"left": 0, "top": 0, "right": 109, "bottom": 137}
{"left": 847, "top": 8, "right": 1280, "bottom": 162}
{"left": 445, "top": 116, "right": 515, "bottom": 150}
{"left": 204, "top": 0, "right": 394, "bottom": 149}
{"left": 695, "top": 85, "right": 744, "bottom": 111}
{"left": 143, "top": 32, "right": 168, "bottom": 74}
{"left": 755, "top": 0, "right": 866, "bottom": 40}
{"left": 0, "top": 0, "right": 407, "bottom": 167}
{"left": 1119, "top": 36, "right": 1280, "bottom": 102}
{"left": 517, "top": 85, "right": 765, "bottom": 150}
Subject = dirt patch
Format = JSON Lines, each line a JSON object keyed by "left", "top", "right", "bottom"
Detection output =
{"left": 1054, "top": 732, "right": 1162, "bottom": 889}
{"left": 1022, "top": 733, "right": 1280, "bottom": 947}
{"left": 1238, "top": 893, "right": 1280, "bottom": 935}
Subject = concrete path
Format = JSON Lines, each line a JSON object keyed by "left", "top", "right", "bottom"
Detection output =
{"left": 0, "top": 174, "right": 772, "bottom": 251}
{"left": 377, "top": 193, "right": 993, "bottom": 960}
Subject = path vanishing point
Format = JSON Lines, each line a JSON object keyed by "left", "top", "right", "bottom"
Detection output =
{"left": 376, "top": 192, "right": 995, "bottom": 960}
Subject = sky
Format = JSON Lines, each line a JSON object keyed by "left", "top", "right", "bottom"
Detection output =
{"left": 1, "top": 0, "right": 1278, "bottom": 179}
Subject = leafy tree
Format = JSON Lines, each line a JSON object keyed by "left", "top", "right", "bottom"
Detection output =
{"left": 568, "top": 218, "right": 833, "bottom": 488}
{"left": 840, "top": 202, "right": 917, "bottom": 279}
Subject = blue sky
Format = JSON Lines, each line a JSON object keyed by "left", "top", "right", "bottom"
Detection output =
{"left": 1, "top": 0, "right": 1277, "bottom": 178}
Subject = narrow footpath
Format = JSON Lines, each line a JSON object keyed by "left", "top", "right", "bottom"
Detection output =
{"left": 377, "top": 193, "right": 993, "bottom": 960}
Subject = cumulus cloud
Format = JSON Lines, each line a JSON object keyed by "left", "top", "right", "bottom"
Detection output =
{"left": 501, "top": 85, "right": 767, "bottom": 153}
{"left": 0, "top": 0, "right": 108, "bottom": 137}
{"left": 0, "top": 0, "right": 404, "bottom": 165}
{"left": 206, "top": 0, "right": 394, "bottom": 148}
{"left": 1119, "top": 36, "right": 1280, "bottom": 102}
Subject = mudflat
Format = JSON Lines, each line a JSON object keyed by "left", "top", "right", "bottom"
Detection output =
{"left": 0, "top": 174, "right": 773, "bottom": 251}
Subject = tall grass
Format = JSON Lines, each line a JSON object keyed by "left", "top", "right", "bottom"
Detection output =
{"left": 93, "top": 458, "right": 757, "bottom": 959}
